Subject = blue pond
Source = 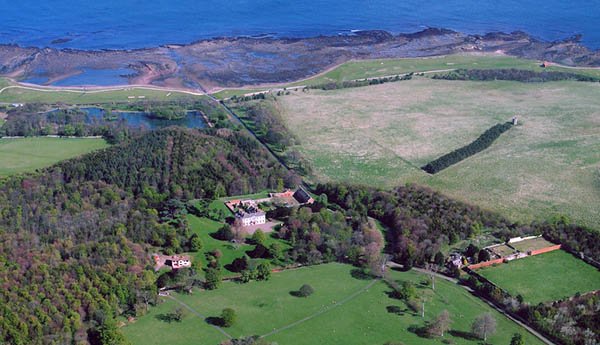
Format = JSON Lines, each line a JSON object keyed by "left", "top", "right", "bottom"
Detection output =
{"left": 70, "top": 107, "right": 206, "bottom": 129}
{"left": 53, "top": 68, "right": 133, "bottom": 86}
{"left": 23, "top": 68, "right": 133, "bottom": 86}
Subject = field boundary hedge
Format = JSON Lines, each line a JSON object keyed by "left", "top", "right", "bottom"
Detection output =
{"left": 421, "top": 122, "right": 513, "bottom": 174}
{"left": 432, "top": 68, "right": 600, "bottom": 83}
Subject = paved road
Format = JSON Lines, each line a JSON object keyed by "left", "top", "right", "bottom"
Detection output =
{"left": 388, "top": 263, "right": 555, "bottom": 345}
{"left": 166, "top": 295, "right": 233, "bottom": 340}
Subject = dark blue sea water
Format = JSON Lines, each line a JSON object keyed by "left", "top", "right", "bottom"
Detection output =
{"left": 1, "top": 0, "right": 599, "bottom": 50}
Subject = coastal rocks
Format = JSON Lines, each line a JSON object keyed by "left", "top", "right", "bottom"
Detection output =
{"left": 1, "top": 28, "right": 599, "bottom": 92}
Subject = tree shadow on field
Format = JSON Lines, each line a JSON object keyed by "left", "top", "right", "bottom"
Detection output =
{"left": 289, "top": 290, "right": 303, "bottom": 297}
{"left": 155, "top": 313, "right": 177, "bottom": 323}
{"left": 350, "top": 268, "right": 371, "bottom": 280}
{"left": 408, "top": 323, "right": 432, "bottom": 338}
{"left": 205, "top": 316, "right": 224, "bottom": 327}
{"left": 449, "top": 330, "right": 480, "bottom": 341}
{"left": 386, "top": 305, "right": 410, "bottom": 316}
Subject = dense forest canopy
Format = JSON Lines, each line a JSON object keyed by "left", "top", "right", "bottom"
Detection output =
{"left": 0, "top": 127, "right": 299, "bottom": 345}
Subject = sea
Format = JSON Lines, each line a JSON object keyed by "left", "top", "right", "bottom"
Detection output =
{"left": 1, "top": 0, "right": 599, "bottom": 50}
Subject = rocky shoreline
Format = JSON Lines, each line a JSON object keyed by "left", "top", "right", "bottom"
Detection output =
{"left": 1, "top": 28, "right": 598, "bottom": 92}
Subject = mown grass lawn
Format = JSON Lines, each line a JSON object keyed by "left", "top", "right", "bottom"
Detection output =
{"left": 124, "top": 263, "right": 545, "bottom": 345}
{"left": 0, "top": 137, "right": 109, "bottom": 176}
{"left": 186, "top": 214, "right": 289, "bottom": 278}
{"left": 477, "top": 250, "right": 600, "bottom": 304}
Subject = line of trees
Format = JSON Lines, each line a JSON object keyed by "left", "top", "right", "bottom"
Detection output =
{"left": 305, "top": 73, "right": 413, "bottom": 91}
{"left": 422, "top": 122, "right": 513, "bottom": 174}
{"left": 228, "top": 100, "right": 313, "bottom": 176}
{"left": 432, "top": 68, "right": 600, "bottom": 83}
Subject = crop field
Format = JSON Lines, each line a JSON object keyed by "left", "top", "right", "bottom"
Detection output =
{"left": 477, "top": 250, "right": 600, "bottom": 304}
{"left": 0, "top": 78, "right": 204, "bottom": 104}
{"left": 277, "top": 77, "right": 600, "bottom": 227}
{"left": 123, "top": 263, "right": 544, "bottom": 345}
{"left": 0, "top": 137, "right": 109, "bottom": 176}
{"left": 511, "top": 237, "right": 556, "bottom": 253}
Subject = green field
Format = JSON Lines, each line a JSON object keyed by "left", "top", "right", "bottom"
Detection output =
{"left": 211, "top": 53, "right": 600, "bottom": 99}
{"left": 187, "top": 214, "right": 289, "bottom": 278}
{"left": 0, "top": 137, "right": 109, "bottom": 176}
{"left": 277, "top": 77, "right": 600, "bottom": 227}
{"left": 478, "top": 250, "right": 600, "bottom": 304}
{"left": 0, "top": 79, "right": 205, "bottom": 104}
{"left": 123, "top": 263, "right": 544, "bottom": 345}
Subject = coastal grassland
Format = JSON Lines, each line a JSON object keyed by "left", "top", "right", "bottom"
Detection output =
{"left": 278, "top": 78, "right": 600, "bottom": 227}
{"left": 0, "top": 137, "right": 109, "bottom": 176}
{"left": 211, "top": 53, "right": 600, "bottom": 99}
{"left": 123, "top": 263, "right": 545, "bottom": 345}
{"left": 477, "top": 250, "right": 600, "bottom": 304}
{"left": 0, "top": 79, "right": 204, "bottom": 104}
{"left": 186, "top": 214, "right": 289, "bottom": 278}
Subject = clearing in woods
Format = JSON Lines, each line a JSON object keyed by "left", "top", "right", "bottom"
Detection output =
{"left": 277, "top": 77, "right": 600, "bottom": 228}
{"left": 122, "top": 263, "right": 545, "bottom": 345}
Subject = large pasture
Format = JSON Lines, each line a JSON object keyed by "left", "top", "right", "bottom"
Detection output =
{"left": 123, "top": 263, "right": 545, "bottom": 345}
{"left": 0, "top": 137, "right": 109, "bottom": 176}
{"left": 212, "top": 53, "right": 600, "bottom": 99}
{"left": 477, "top": 250, "right": 600, "bottom": 304}
{"left": 278, "top": 77, "right": 600, "bottom": 227}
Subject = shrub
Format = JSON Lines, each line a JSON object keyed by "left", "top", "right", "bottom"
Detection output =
{"left": 299, "top": 284, "right": 314, "bottom": 297}
{"left": 256, "top": 262, "right": 271, "bottom": 280}
{"left": 221, "top": 308, "right": 237, "bottom": 327}
{"left": 205, "top": 267, "right": 222, "bottom": 290}
{"left": 189, "top": 234, "right": 203, "bottom": 252}
{"left": 216, "top": 225, "right": 234, "bottom": 241}
{"left": 252, "top": 229, "right": 267, "bottom": 245}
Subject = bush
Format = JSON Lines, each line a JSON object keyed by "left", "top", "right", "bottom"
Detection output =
{"left": 216, "top": 225, "right": 234, "bottom": 241}
{"left": 221, "top": 308, "right": 237, "bottom": 327}
{"left": 204, "top": 267, "right": 222, "bottom": 290}
{"left": 252, "top": 229, "right": 267, "bottom": 245}
{"left": 256, "top": 262, "right": 271, "bottom": 280}
{"left": 298, "top": 284, "right": 314, "bottom": 297}
{"left": 211, "top": 249, "right": 223, "bottom": 259}
{"left": 189, "top": 234, "right": 203, "bottom": 252}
